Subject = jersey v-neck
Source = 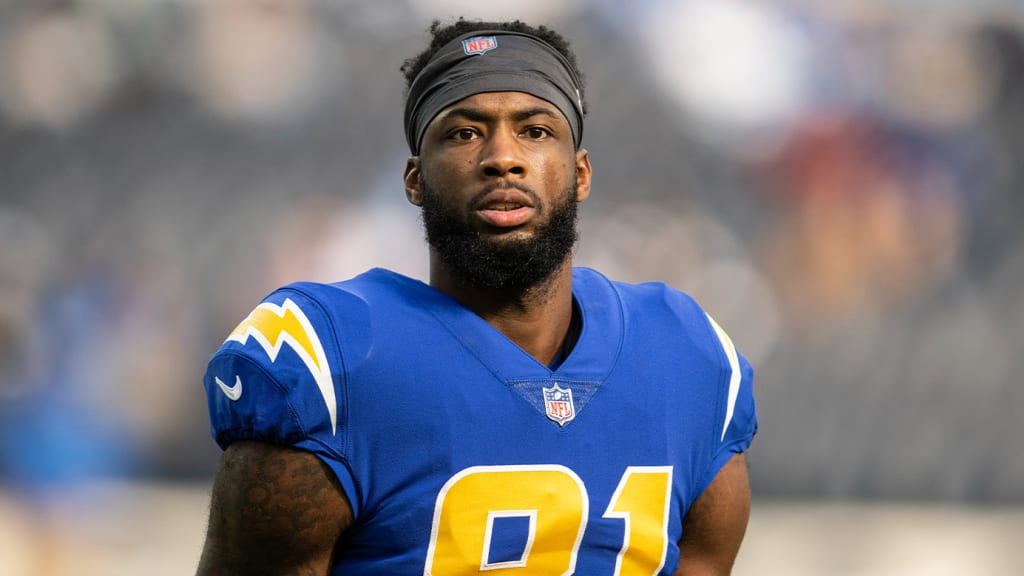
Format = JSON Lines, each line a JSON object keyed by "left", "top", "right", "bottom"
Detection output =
{"left": 378, "top": 268, "right": 625, "bottom": 385}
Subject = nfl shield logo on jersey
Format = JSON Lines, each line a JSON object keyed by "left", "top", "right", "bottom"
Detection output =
{"left": 462, "top": 35, "right": 498, "bottom": 55}
{"left": 543, "top": 383, "right": 576, "bottom": 426}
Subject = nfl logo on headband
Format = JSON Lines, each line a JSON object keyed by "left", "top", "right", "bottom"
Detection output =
{"left": 462, "top": 36, "right": 497, "bottom": 56}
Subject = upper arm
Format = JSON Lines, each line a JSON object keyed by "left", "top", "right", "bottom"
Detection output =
{"left": 196, "top": 441, "right": 354, "bottom": 576}
{"left": 675, "top": 452, "right": 751, "bottom": 576}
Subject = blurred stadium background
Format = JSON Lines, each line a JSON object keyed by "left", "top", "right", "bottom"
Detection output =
{"left": 1, "top": 0, "right": 1022, "bottom": 574}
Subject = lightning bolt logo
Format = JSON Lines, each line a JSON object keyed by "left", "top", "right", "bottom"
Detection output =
{"left": 227, "top": 298, "right": 337, "bottom": 434}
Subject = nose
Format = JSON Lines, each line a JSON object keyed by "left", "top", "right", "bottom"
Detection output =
{"left": 479, "top": 128, "right": 526, "bottom": 178}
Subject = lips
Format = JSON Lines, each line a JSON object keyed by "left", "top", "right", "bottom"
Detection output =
{"left": 474, "top": 188, "right": 536, "bottom": 228}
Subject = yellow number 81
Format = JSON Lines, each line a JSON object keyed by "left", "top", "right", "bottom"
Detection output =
{"left": 424, "top": 465, "right": 673, "bottom": 575}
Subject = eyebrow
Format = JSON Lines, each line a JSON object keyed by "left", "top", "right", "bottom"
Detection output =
{"left": 441, "top": 106, "right": 562, "bottom": 124}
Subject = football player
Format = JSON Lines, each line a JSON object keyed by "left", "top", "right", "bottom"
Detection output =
{"left": 197, "top": 18, "right": 757, "bottom": 576}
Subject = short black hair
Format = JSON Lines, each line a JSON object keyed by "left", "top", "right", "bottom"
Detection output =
{"left": 400, "top": 18, "right": 587, "bottom": 115}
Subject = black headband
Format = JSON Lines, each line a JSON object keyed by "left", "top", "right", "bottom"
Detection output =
{"left": 404, "top": 30, "right": 584, "bottom": 155}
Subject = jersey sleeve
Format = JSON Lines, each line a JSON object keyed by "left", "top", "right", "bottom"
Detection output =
{"left": 696, "top": 313, "right": 758, "bottom": 494}
{"left": 203, "top": 286, "right": 357, "bottom": 505}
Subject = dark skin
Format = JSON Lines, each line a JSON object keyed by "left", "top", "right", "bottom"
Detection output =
{"left": 404, "top": 92, "right": 590, "bottom": 365}
{"left": 197, "top": 91, "right": 750, "bottom": 575}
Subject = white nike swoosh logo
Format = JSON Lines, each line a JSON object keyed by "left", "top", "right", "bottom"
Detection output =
{"left": 215, "top": 376, "right": 243, "bottom": 401}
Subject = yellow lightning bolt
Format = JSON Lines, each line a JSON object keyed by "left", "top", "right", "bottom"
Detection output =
{"left": 229, "top": 304, "right": 320, "bottom": 370}
{"left": 226, "top": 298, "right": 337, "bottom": 434}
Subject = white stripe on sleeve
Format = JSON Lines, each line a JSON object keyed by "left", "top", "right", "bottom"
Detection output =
{"left": 706, "top": 314, "right": 741, "bottom": 442}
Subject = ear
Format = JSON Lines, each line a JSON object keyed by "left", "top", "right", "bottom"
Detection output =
{"left": 574, "top": 148, "right": 592, "bottom": 203}
{"left": 404, "top": 157, "right": 423, "bottom": 206}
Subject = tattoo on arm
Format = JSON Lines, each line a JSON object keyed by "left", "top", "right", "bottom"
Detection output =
{"left": 197, "top": 441, "right": 353, "bottom": 576}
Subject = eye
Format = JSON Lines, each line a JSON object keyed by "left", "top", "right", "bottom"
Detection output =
{"left": 449, "top": 128, "right": 479, "bottom": 141}
{"left": 524, "top": 126, "right": 551, "bottom": 140}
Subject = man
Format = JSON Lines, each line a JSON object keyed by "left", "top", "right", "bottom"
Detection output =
{"left": 197, "top": 19, "right": 757, "bottom": 576}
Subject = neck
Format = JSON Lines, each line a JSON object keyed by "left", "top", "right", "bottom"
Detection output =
{"left": 430, "top": 255, "right": 576, "bottom": 366}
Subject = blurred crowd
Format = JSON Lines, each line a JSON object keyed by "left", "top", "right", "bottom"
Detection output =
{"left": 1, "top": 0, "right": 1022, "bottom": 504}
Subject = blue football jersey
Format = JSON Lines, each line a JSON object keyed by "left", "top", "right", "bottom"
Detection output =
{"left": 204, "top": 267, "right": 757, "bottom": 575}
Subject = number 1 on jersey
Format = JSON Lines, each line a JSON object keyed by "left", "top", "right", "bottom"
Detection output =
{"left": 604, "top": 466, "right": 673, "bottom": 575}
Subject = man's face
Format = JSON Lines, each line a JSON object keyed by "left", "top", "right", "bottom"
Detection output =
{"left": 405, "top": 92, "right": 592, "bottom": 290}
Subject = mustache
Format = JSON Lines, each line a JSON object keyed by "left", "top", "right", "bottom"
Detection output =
{"left": 467, "top": 181, "right": 541, "bottom": 210}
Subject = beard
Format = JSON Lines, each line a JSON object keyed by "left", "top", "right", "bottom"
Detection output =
{"left": 419, "top": 178, "right": 579, "bottom": 291}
